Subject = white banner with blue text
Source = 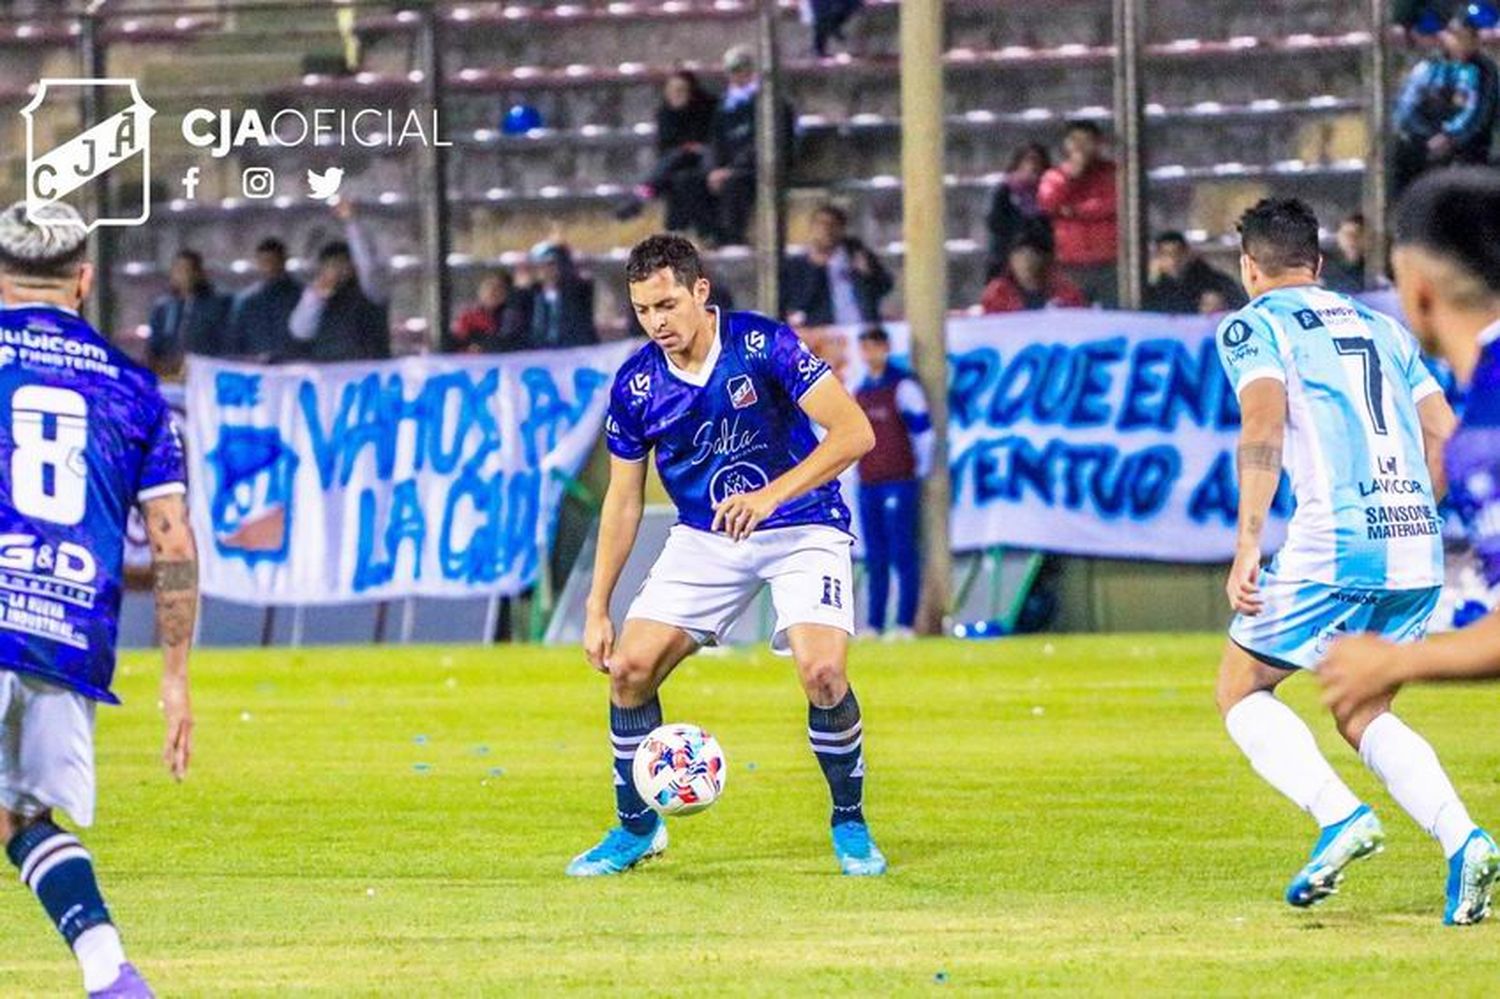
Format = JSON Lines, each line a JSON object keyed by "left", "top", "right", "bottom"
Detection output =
{"left": 810, "top": 310, "right": 1299, "bottom": 562}
{"left": 186, "top": 342, "right": 635, "bottom": 604}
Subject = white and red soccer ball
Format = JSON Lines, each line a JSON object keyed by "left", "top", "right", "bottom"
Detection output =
{"left": 632, "top": 723, "right": 727, "bottom": 816}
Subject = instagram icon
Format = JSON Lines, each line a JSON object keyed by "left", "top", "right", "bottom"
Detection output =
{"left": 241, "top": 167, "right": 275, "bottom": 199}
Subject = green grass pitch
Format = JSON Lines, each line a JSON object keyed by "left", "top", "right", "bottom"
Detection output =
{"left": 2, "top": 635, "right": 1499, "bottom": 995}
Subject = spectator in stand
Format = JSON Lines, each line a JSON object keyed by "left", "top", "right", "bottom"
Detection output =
{"left": 780, "top": 204, "right": 893, "bottom": 326}
{"left": 1038, "top": 120, "right": 1119, "bottom": 307}
{"left": 146, "top": 249, "right": 233, "bottom": 373}
{"left": 517, "top": 241, "right": 598, "bottom": 348}
{"left": 1393, "top": 10, "right": 1500, "bottom": 195}
{"left": 227, "top": 237, "right": 302, "bottom": 361}
{"left": 615, "top": 70, "right": 720, "bottom": 232}
{"left": 446, "top": 269, "right": 532, "bottom": 354}
{"left": 1321, "top": 211, "right": 1370, "bottom": 294}
{"left": 985, "top": 142, "right": 1054, "bottom": 280}
{"left": 1143, "top": 231, "right": 1247, "bottom": 314}
{"left": 701, "top": 44, "right": 796, "bottom": 246}
{"left": 287, "top": 201, "right": 390, "bottom": 361}
{"left": 854, "top": 326, "right": 933, "bottom": 640}
{"left": 980, "top": 238, "right": 1088, "bottom": 313}
{"left": 804, "top": 0, "right": 864, "bottom": 57}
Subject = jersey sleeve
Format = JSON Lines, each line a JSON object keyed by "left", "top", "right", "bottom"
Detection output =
{"left": 1215, "top": 309, "right": 1284, "bottom": 395}
{"left": 136, "top": 396, "right": 187, "bottom": 502}
{"left": 1391, "top": 318, "right": 1443, "bottom": 403}
{"left": 604, "top": 373, "right": 649, "bottom": 462}
{"left": 765, "top": 323, "right": 833, "bottom": 401}
{"left": 896, "top": 377, "right": 936, "bottom": 477}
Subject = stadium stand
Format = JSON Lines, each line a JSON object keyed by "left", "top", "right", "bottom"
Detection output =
{"left": 0, "top": 0, "right": 1452, "bottom": 351}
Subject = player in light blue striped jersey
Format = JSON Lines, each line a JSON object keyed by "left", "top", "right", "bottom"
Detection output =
{"left": 1213, "top": 198, "right": 1495, "bottom": 921}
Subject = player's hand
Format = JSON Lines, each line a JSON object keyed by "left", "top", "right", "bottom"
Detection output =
{"left": 583, "top": 607, "right": 615, "bottom": 674}
{"left": 1320, "top": 634, "right": 1403, "bottom": 716}
{"left": 711, "top": 488, "right": 779, "bottom": 541}
{"left": 160, "top": 673, "right": 193, "bottom": 781}
{"left": 1226, "top": 542, "right": 1264, "bottom": 615}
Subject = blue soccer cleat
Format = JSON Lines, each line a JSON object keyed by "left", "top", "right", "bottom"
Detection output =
{"left": 1444, "top": 828, "right": 1500, "bottom": 926}
{"left": 1285, "top": 804, "right": 1384, "bottom": 908}
{"left": 565, "top": 819, "right": 668, "bottom": 877}
{"left": 832, "top": 820, "right": 887, "bottom": 876}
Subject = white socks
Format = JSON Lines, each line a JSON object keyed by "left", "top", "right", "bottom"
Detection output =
{"left": 73, "top": 924, "right": 126, "bottom": 992}
{"left": 1359, "top": 711, "right": 1477, "bottom": 857}
{"left": 1225, "top": 691, "right": 1362, "bottom": 827}
{"left": 1227, "top": 691, "right": 1480, "bottom": 856}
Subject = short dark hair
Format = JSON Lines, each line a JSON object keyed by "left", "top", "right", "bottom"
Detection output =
{"left": 813, "top": 203, "right": 849, "bottom": 227}
{"left": 1011, "top": 235, "right": 1052, "bottom": 257}
{"left": 1007, "top": 142, "right": 1051, "bottom": 173}
{"left": 1236, "top": 198, "right": 1321, "bottom": 275}
{"left": 318, "top": 240, "right": 351, "bottom": 264}
{"left": 174, "top": 248, "right": 205, "bottom": 271}
{"left": 625, "top": 233, "right": 704, "bottom": 287}
{"left": 1065, "top": 119, "right": 1103, "bottom": 139}
{"left": 256, "top": 237, "right": 287, "bottom": 257}
{"left": 857, "top": 325, "right": 889, "bottom": 343}
{"left": 1341, "top": 211, "right": 1366, "bottom": 228}
{"left": 1154, "top": 230, "right": 1188, "bottom": 248}
{"left": 1393, "top": 166, "right": 1500, "bottom": 298}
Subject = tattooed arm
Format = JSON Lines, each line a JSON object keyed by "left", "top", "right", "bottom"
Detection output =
{"left": 1226, "top": 379, "right": 1287, "bottom": 616}
{"left": 143, "top": 493, "right": 197, "bottom": 781}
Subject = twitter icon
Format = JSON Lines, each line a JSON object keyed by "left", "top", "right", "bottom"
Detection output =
{"left": 307, "top": 167, "right": 344, "bottom": 202}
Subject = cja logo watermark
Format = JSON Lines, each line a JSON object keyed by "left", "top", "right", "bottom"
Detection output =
{"left": 22, "top": 78, "right": 154, "bottom": 232}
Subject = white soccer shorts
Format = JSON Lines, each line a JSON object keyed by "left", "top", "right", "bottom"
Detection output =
{"left": 626, "top": 523, "right": 855, "bottom": 652}
{"left": 0, "top": 671, "right": 97, "bottom": 827}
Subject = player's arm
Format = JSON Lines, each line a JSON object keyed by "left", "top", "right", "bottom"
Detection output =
{"left": 583, "top": 455, "right": 648, "bottom": 673}
{"left": 1321, "top": 610, "right": 1500, "bottom": 716}
{"left": 1416, "top": 391, "right": 1457, "bottom": 502}
{"left": 1227, "top": 378, "right": 1286, "bottom": 615}
{"left": 712, "top": 376, "right": 875, "bottom": 540}
{"left": 143, "top": 493, "right": 196, "bottom": 781}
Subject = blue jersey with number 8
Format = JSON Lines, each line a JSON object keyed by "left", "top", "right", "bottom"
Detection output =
{"left": 0, "top": 305, "right": 186, "bottom": 702}
{"left": 1215, "top": 286, "right": 1444, "bottom": 590}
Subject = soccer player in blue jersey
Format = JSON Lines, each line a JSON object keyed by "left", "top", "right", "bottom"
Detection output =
{"left": 1322, "top": 173, "right": 1500, "bottom": 890}
{"left": 1213, "top": 198, "right": 1496, "bottom": 923}
{"left": 568, "top": 234, "right": 882, "bottom": 877}
{"left": 0, "top": 202, "right": 197, "bottom": 996}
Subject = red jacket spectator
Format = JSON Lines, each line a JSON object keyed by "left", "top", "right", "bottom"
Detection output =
{"left": 1037, "top": 125, "right": 1118, "bottom": 268}
{"left": 980, "top": 240, "right": 1089, "bottom": 313}
{"left": 1038, "top": 160, "right": 1117, "bottom": 267}
{"left": 980, "top": 271, "right": 1088, "bottom": 313}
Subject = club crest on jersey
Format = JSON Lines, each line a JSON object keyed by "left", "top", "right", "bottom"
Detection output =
{"left": 629, "top": 372, "right": 651, "bottom": 398}
{"left": 709, "top": 461, "right": 770, "bottom": 506}
{"left": 727, "top": 374, "right": 758, "bottom": 410}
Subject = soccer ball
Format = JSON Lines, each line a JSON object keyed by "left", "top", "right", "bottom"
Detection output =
{"left": 632, "top": 723, "right": 727, "bottom": 816}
